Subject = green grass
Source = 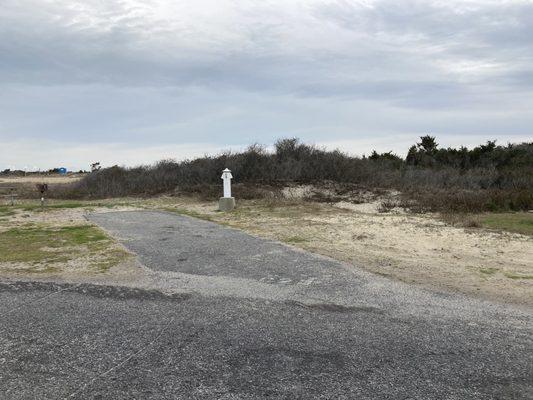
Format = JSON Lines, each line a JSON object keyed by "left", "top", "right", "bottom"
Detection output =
{"left": 17, "top": 201, "right": 100, "bottom": 212}
{"left": 283, "top": 235, "right": 308, "bottom": 244}
{"left": 0, "top": 200, "right": 133, "bottom": 273}
{"left": 0, "top": 224, "right": 110, "bottom": 264}
{"left": 480, "top": 212, "right": 533, "bottom": 236}
{"left": 5, "top": 199, "right": 141, "bottom": 213}
{"left": 504, "top": 272, "right": 533, "bottom": 280}
{"left": 0, "top": 206, "right": 16, "bottom": 217}
{"left": 479, "top": 267, "right": 498, "bottom": 276}
{"left": 91, "top": 248, "right": 130, "bottom": 272}
{"left": 163, "top": 207, "right": 214, "bottom": 222}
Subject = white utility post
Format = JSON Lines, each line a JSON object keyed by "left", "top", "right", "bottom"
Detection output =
{"left": 222, "top": 168, "right": 232, "bottom": 197}
{"left": 219, "top": 168, "right": 235, "bottom": 211}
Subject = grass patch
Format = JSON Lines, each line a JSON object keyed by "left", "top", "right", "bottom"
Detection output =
{"left": 91, "top": 248, "right": 130, "bottom": 272}
{"left": 8, "top": 265, "right": 61, "bottom": 274}
{"left": 17, "top": 203, "right": 85, "bottom": 212}
{"left": 0, "top": 199, "right": 134, "bottom": 274}
{"left": 162, "top": 207, "right": 214, "bottom": 222}
{"left": 8, "top": 199, "right": 140, "bottom": 213}
{"left": 440, "top": 213, "right": 481, "bottom": 228}
{"left": 504, "top": 272, "right": 533, "bottom": 280}
{"left": 283, "top": 235, "right": 308, "bottom": 244}
{"left": 479, "top": 267, "right": 498, "bottom": 276}
{"left": 0, "top": 224, "right": 109, "bottom": 264}
{"left": 0, "top": 206, "right": 16, "bottom": 217}
{"left": 480, "top": 213, "right": 533, "bottom": 236}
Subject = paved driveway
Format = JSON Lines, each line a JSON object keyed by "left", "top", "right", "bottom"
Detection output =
{"left": 0, "top": 210, "right": 531, "bottom": 399}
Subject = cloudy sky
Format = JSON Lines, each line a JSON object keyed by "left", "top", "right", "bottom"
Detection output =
{"left": 1, "top": 0, "right": 532, "bottom": 170}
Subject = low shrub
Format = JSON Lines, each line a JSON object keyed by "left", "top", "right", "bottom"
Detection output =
{"left": 48, "top": 137, "right": 532, "bottom": 213}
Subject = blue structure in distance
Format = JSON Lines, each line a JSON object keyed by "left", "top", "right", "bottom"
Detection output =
{"left": 58, "top": 167, "right": 67, "bottom": 174}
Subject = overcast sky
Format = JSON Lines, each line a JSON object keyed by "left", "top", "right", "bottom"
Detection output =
{"left": 1, "top": 0, "right": 532, "bottom": 170}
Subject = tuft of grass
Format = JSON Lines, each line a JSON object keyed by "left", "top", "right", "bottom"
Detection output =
{"left": 91, "top": 248, "right": 130, "bottom": 272}
{"left": 283, "top": 235, "right": 308, "bottom": 244}
{"left": 479, "top": 267, "right": 498, "bottom": 276}
{"left": 504, "top": 272, "right": 533, "bottom": 280}
{"left": 162, "top": 207, "right": 214, "bottom": 222}
{"left": 441, "top": 213, "right": 481, "bottom": 229}
{"left": 480, "top": 213, "right": 533, "bottom": 236}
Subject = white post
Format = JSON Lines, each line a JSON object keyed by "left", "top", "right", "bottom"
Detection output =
{"left": 222, "top": 168, "right": 232, "bottom": 197}
{"left": 219, "top": 168, "right": 235, "bottom": 211}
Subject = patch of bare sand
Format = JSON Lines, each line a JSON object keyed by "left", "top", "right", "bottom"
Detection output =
{"left": 161, "top": 196, "right": 533, "bottom": 306}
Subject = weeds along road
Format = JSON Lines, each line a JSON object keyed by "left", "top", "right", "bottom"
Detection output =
{"left": 0, "top": 210, "right": 531, "bottom": 399}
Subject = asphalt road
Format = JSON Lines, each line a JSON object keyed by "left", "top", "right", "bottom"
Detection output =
{"left": 0, "top": 210, "right": 531, "bottom": 399}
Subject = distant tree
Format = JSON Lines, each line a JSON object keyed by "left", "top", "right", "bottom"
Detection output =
{"left": 406, "top": 145, "right": 418, "bottom": 165}
{"left": 406, "top": 135, "right": 439, "bottom": 166}
{"left": 417, "top": 135, "right": 438, "bottom": 154}
{"left": 91, "top": 162, "right": 101, "bottom": 172}
{"left": 481, "top": 140, "right": 496, "bottom": 153}
{"left": 369, "top": 150, "right": 380, "bottom": 160}
{"left": 369, "top": 150, "right": 402, "bottom": 162}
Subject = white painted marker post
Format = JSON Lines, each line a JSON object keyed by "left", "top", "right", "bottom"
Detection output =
{"left": 219, "top": 168, "right": 235, "bottom": 211}
{"left": 222, "top": 168, "right": 232, "bottom": 197}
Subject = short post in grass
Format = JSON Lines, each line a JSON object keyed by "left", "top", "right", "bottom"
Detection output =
{"left": 219, "top": 168, "right": 235, "bottom": 211}
{"left": 36, "top": 183, "right": 48, "bottom": 209}
{"left": 9, "top": 188, "right": 16, "bottom": 206}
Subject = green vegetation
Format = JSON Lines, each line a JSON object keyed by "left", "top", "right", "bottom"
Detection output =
{"left": 479, "top": 267, "right": 498, "bottom": 276}
{"left": 480, "top": 213, "right": 533, "bottom": 236}
{"left": 0, "top": 206, "right": 16, "bottom": 217}
{"left": 0, "top": 199, "right": 148, "bottom": 216}
{"left": 91, "top": 248, "right": 130, "bottom": 272}
{"left": 164, "top": 207, "right": 214, "bottom": 222}
{"left": 15, "top": 200, "right": 133, "bottom": 211}
{"left": 55, "top": 136, "right": 532, "bottom": 213}
{"left": 0, "top": 224, "right": 128, "bottom": 272}
{"left": 504, "top": 272, "right": 533, "bottom": 280}
{"left": 283, "top": 235, "right": 308, "bottom": 244}
{"left": 0, "top": 225, "right": 106, "bottom": 263}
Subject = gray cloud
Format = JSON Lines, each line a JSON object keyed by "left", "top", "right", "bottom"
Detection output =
{"left": 0, "top": 0, "right": 532, "bottom": 169}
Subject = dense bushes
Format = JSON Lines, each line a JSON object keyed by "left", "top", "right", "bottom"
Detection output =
{"left": 58, "top": 137, "right": 533, "bottom": 212}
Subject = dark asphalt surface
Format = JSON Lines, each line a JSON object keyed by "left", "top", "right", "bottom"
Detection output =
{"left": 1, "top": 210, "right": 532, "bottom": 399}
